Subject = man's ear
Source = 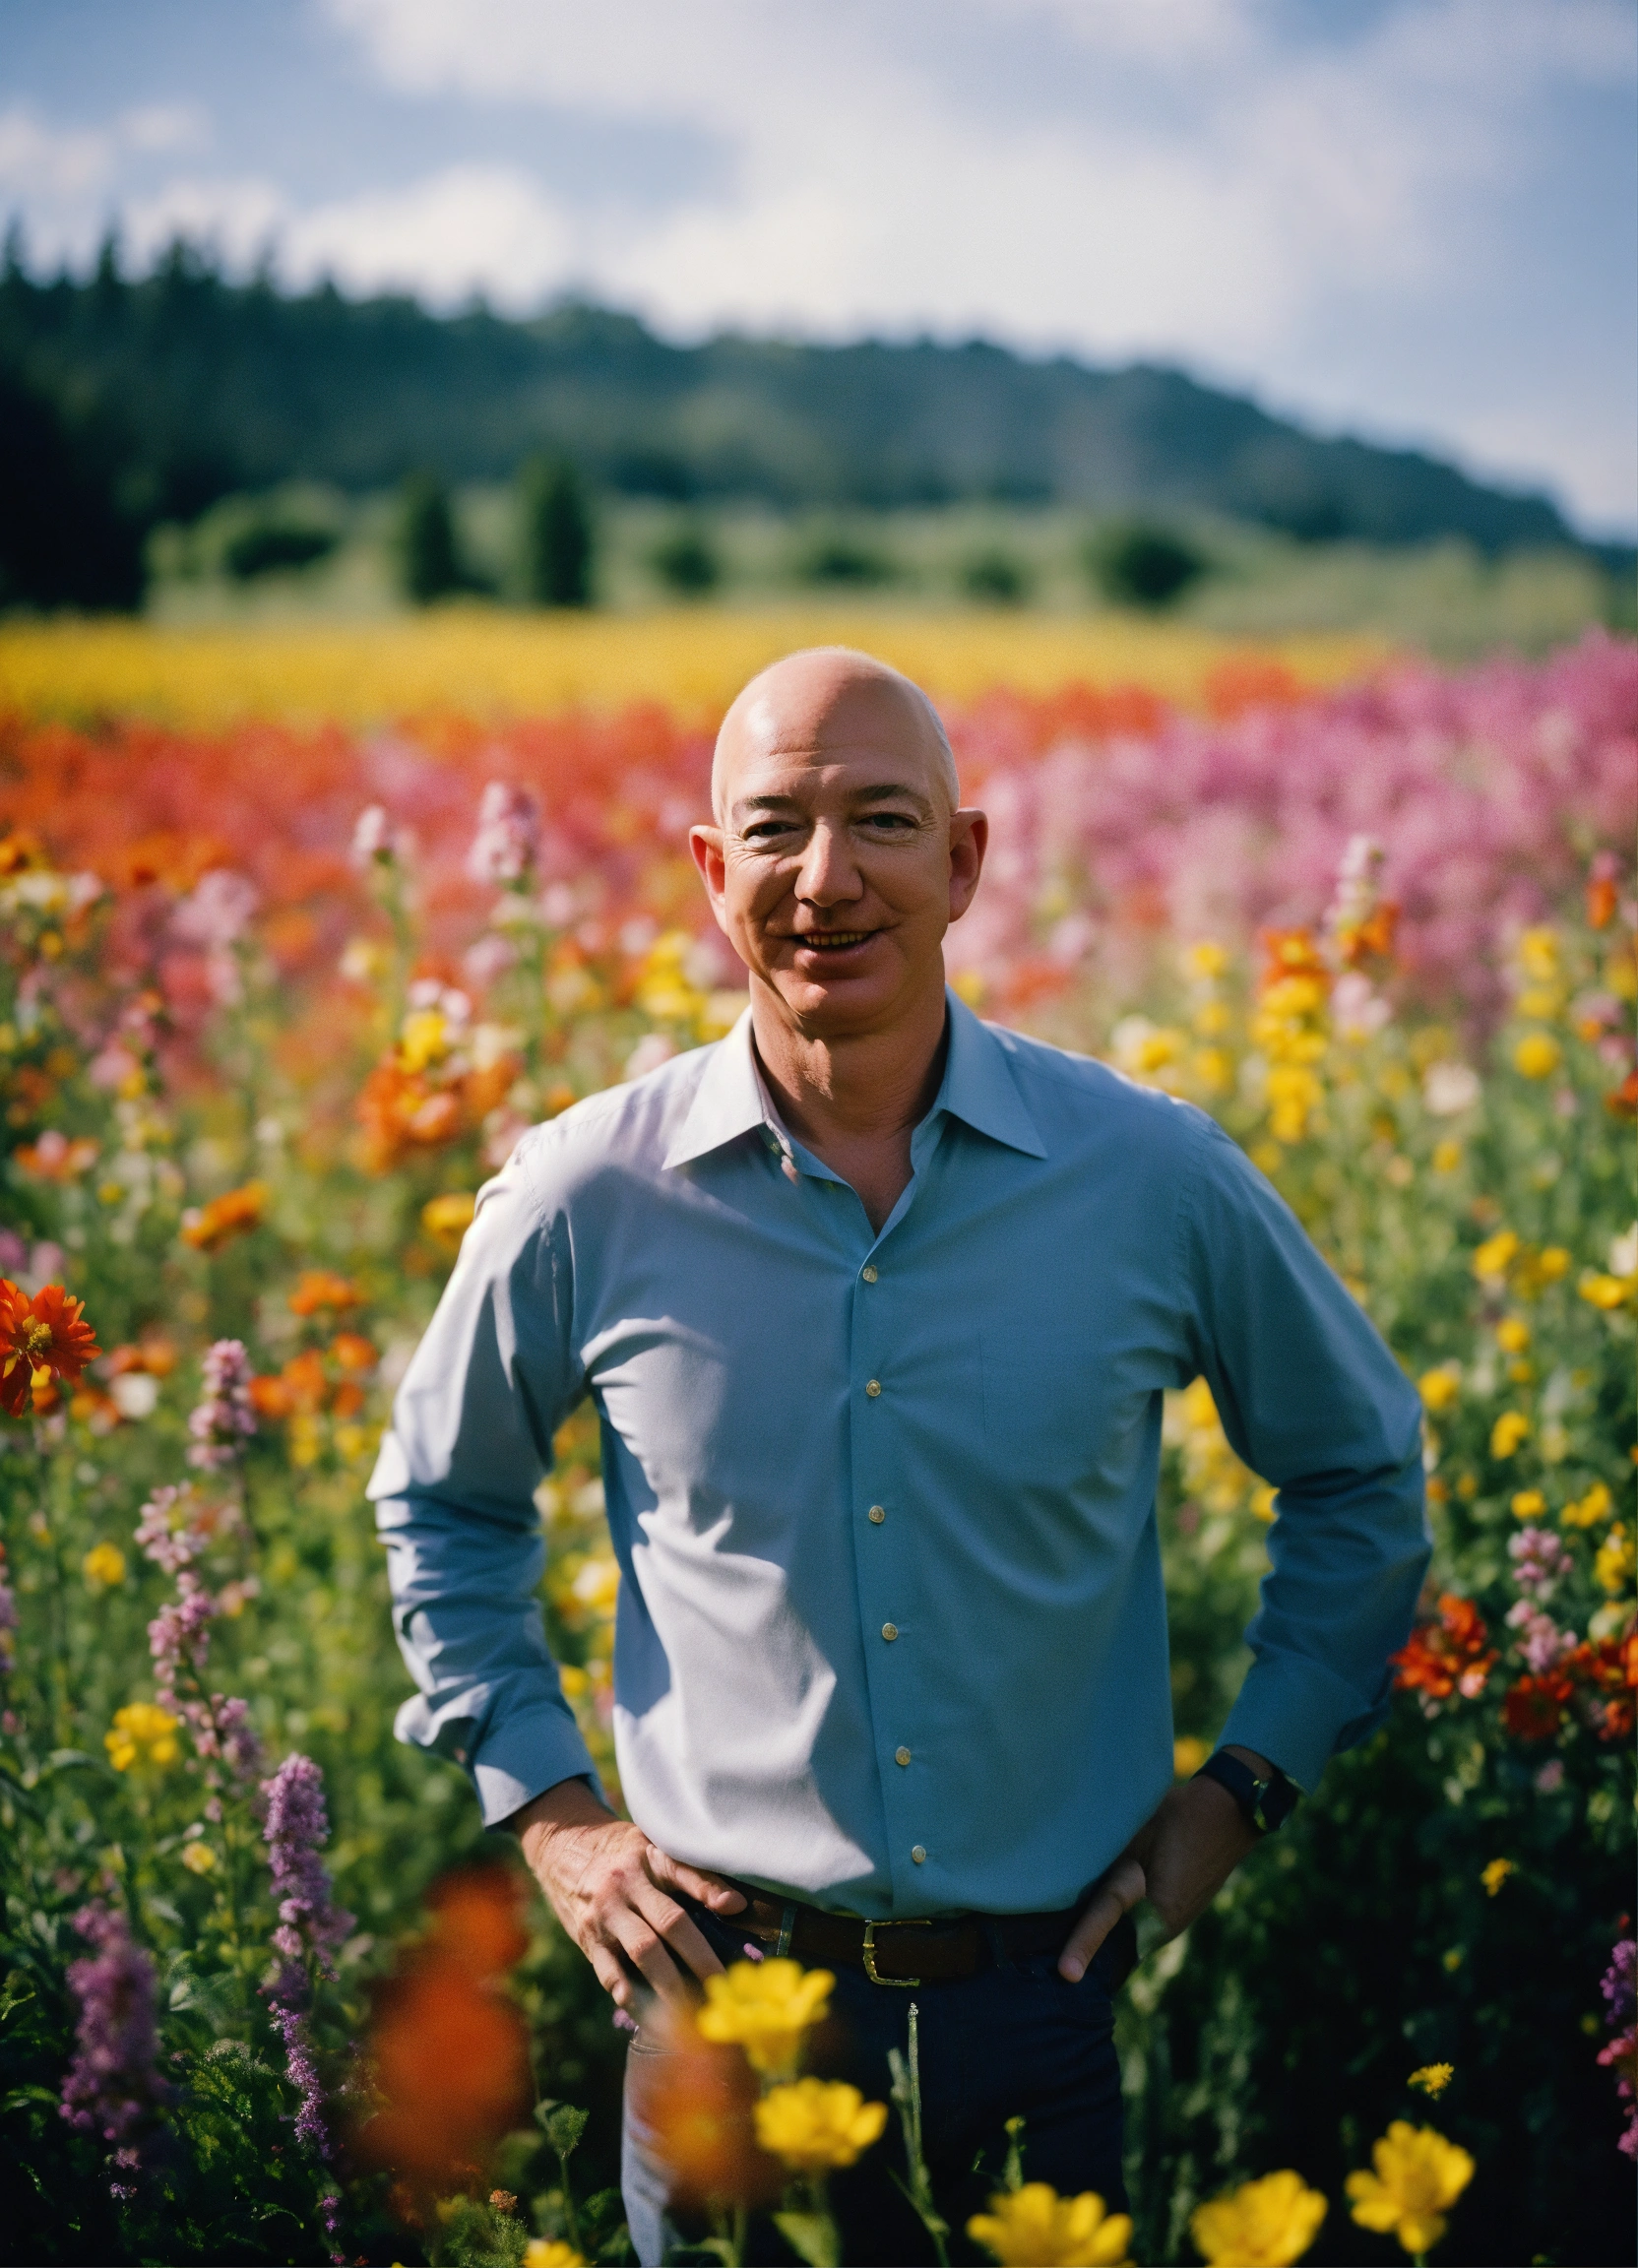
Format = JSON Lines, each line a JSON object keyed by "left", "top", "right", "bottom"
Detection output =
{"left": 689, "top": 824, "right": 730, "bottom": 930}
{"left": 947, "top": 808, "right": 988, "bottom": 924}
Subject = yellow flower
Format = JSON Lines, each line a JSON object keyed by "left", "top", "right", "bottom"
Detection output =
{"left": 1441, "top": 1947, "right": 1464, "bottom": 1973}
{"left": 695, "top": 1958, "right": 834, "bottom": 2077}
{"left": 1190, "top": 2169, "right": 1328, "bottom": 2266}
{"left": 1408, "top": 2064, "right": 1453, "bottom": 2100}
{"left": 523, "top": 2243, "right": 586, "bottom": 2268}
{"left": 1536, "top": 1246, "right": 1571, "bottom": 1283}
{"left": 1561, "top": 1480, "right": 1611, "bottom": 1529}
{"left": 1250, "top": 1482, "right": 1277, "bottom": 1523}
{"left": 1346, "top": 2122, "right": 1475, "bottom": 2257}
{"left": 1515, "top": 926, "right": 1559, "bottom": 982}
{"left": 398, "top": 1008, "right": 451, "bottom": 1073}
{"left": 1193, "top": 1047, "right": 1233, "bottom": 1095}
{"left": 1480, "top": 1858, "right": 1514, "bottom": 1897}
{"left": 421, "top": 1191, "right": 477, "bottom": 1248}
{"left": 1472, "top": 1229, "right": 1519, "bottom": 1283}
{"left": 1494, "top": 1317, "right": 1531, "bottom": 1354}
{"left": 1509, "top": 1489, "right": 1546, "bottom": 1522}
{"left": 1173, "top": 1735, "right": 1210, "bottom": 1778}
{"left": 1579, "top": 1270, "right": 1636, "bottom": 1310}
{"left": 1513, "top": 1033, "right": 1560, "bottom": 1081}
{"left": 1595, "top": 1524, "right": 1635, "bottom": 1596}
{"left": 82, "top": 1542, "right": 127, "bottom": 1589}
{"left": 1186, "top": 940, "right": 1228, "bottom": 978}
{"left": 1489, "top": 1413, "right": 1530, "bottom": 1459}
{"left": 104, "top": 1701, "right": 180, "bottom": 1773}
{"left": 1430, "top": 1140, "right": 1463, "bottom": 1174}
{"left": 1418, "top": 1367, "right": 1461, "bottom": 1414}
{"left": 968, "top": 2182, "right": 1133, "bottom": 2266}
{"left": 1265, "top": 1063, "right": 1323, "bottom": 1145}
{"left": 180, "top": 1840, "right": 218, "bottom": 1875}
{"left": 753, "top": 2078, "right": 888, "bottom": 2173}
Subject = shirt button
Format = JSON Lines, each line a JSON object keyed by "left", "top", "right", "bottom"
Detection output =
{"left": 911, "top": 1845, "right": 927, "bottom": 1864}
{"left": 881, "top": 1622, "right": 899, "bottom": 1642}
{"left": 865, "top": 1378, "right": 882, "bottom": 1398}
{"left": 861, "top": 1264, "right": 878, "bottom": 1283}
{"left": 895, "top": 1745, "right": 912, "bottom": 1766}
{"left": 867, "top": 1505, "right": 886, "bottom": 1525}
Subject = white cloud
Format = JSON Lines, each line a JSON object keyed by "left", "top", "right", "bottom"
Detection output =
{"left": 0, "top": 106, "right": 118, "bottom": 199}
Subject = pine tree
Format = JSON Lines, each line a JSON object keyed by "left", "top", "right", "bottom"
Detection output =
{"left": 520, "top": 457, "right": 594, "bottom": 607}
{"left": 399, "top": 472, "right": 461, "bottom": 604}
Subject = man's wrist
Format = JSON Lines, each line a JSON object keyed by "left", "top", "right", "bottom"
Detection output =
{"left": 1196, "top": 1747, "right": 1301, "bottom": 1835}
{"left": 508, "top": 1775, "right": 616, "bottom": 1857}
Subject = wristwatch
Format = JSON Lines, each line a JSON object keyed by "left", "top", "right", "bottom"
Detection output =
{"left": 1195, "top": 1748, "right": 1301, "bottom": 1835}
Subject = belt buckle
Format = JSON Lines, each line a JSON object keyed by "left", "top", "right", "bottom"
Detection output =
{"left": 861, "top": 1918, "right": 931, "bottom": 1988}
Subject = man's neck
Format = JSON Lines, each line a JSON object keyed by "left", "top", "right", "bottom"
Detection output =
{"left": 748, "top": 976, "right": 950, "bottom": 1228}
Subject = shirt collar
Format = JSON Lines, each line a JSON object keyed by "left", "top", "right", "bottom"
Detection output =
{"left": 662, "top": 988, "right": 1047, "bottom": 1170}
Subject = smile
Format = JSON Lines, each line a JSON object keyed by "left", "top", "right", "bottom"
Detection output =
{"left": 790, "top": 931, "right": 875, "bottom": 952}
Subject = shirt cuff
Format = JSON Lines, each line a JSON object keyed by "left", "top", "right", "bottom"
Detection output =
{"left": 1220, "top": 1651, "right": 1391, "bottom": 1795}
{"left": 394, "top": 1691, "right": 601, "bottom": 1829}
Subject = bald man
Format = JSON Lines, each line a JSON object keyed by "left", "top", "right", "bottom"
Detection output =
{"left": 370, "top": 649, "right": 1427, "bottom": 2263}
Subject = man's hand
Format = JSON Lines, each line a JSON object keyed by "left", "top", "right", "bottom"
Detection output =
{"left": 511, "top": 1777, "right": 747, "bottom": 2015}
{"left": 1057, "top": 1745, "right": 1269, "bottom": 1983}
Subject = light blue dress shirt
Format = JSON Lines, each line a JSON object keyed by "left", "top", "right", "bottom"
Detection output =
{"left": 369, "top": 993, "right": 1428, "bottom": 1919}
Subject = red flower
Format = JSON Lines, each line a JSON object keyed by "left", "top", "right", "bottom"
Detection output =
{"left": 0, "top": 1280, "right": 101, "bottom": 1418}
{"left": 1392, "top": 1594, "right": 1497, "bottom": 1703}
{"left": 1502, "top": 1670, "right": 1576, "bottom": 1741}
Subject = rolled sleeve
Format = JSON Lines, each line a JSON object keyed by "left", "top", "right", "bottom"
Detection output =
{"left": 367, "top": 1135, "right": 598, "bottom": 1825}
{"left": 1179, "top": 1115, "right": 1430, "bottom": 1793}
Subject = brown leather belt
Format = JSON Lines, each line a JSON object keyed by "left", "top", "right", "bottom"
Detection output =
{"left": 734, "top": 1891, "right": 1090, "bottom": 1987}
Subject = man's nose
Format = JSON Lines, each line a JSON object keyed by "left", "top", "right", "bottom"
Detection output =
{"left": 794, "top": 819, "right": 863, "bottom": 904}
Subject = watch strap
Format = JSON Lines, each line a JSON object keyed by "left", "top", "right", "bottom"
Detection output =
{"left": 1195, "top": 1748, "right": 1300, "bottom": 1834}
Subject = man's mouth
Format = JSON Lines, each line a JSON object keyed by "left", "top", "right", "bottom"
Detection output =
{"left": 789, "top": 930, "right": 875, "bottom": 954}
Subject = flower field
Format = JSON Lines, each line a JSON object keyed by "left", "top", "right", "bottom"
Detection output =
{"left": 0, "top": 622, "right": 1633, "bottom": 2267}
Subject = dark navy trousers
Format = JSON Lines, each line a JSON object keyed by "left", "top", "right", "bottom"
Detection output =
{"left": 621, "top": 1903, "right": 1134, "bottom": 2266}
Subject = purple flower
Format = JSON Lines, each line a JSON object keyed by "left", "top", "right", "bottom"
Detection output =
{"left": 59, "top": 1902, "right": 170, "bottom": 2191}
{"left": 1598, "top": 1939, "right": 1637, "bottom": 2161}
{"left": 468, "top": 780, "right": 540, "bottom": 887}
{"left": 187, "top": 1340, "right": 257, "bottom": 1471}
{"left": 260, "top": 1755, "right": 354, "bottom": 2163}
{"left": 1504, "top": 1601, "right": 1578, "bottom": 1675}
{"left": 1508, "top": 1525, "right": 1574, "bottom": 1602}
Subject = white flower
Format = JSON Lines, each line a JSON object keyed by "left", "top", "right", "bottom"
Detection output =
{"left": 1423, "top": 1061, "right": 1481, "bottom": 1116}
{"left": 109, "top": 1373, "right": 159, "bottom": 1421}
{"left": 1609, "top": 1224, "right": 1638, "bottom": 1278}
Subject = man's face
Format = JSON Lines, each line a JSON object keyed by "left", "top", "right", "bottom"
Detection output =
{"left": 690, "top": 665, "right": 986, "bottom": 1040}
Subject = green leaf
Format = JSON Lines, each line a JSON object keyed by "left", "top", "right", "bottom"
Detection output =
{"left": 537, "top": 2100, "right": 590, "bottom": 2158}
{"left": 773, "top": 2210, "right": 841, "bottom": 2268}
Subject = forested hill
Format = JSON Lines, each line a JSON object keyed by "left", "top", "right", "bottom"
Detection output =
{"left": 0, "top": 240, "right": 1586, "bottom": 551}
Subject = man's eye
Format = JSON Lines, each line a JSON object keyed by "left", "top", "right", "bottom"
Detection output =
{"left": 861, "top": 812, "right": 916, "bottom": 831}
{"left": 743, "top": 822, "right": 800, "bottom": 844}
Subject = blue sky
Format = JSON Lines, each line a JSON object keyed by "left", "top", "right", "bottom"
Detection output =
{"left": 3, "top": 0, "right": 1634, "bottom": 536}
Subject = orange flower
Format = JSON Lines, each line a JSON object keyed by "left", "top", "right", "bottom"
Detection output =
{"left": 1587, "top": 872, "right": 1618, "bottom": 929}
{"left": 1259, "top": 927, "right": 1330, "bottom": 988}
{"left": 1566, "top": 1629, "right": 1638, "bottom": 1741}
{"left": 14, "top": 1130, "right": 98, "bottom": 1180}
{"left": 106, "top": 1336, "right": 178, "bottom": 1378}
{"left": 0, "top": 1280, "right": 100, "bottom": 1418}
{"left": 1391, "top": 1595, "right": 1496, "bottom": 1703}
{"left": 287, "top": 1270, "right": 362, "bottom": 1317}
{"left": 330, "top": 1331, "right": 378, "bottom": 1374}
{"left": 630, "top": 2007, "right": 784, "bottom": 2212}
{"left": 180, "top": 1180, "right": 269, "bottom": 1252}
{"left": 355, "top": 1866, "right": 533, "bottom": 2199}
{"left": 1608, "top": 1069, "right": 1638, "bottom": 1120}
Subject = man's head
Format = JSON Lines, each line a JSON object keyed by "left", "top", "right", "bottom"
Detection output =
{"left": 690, "top": 647, "right": 986, "bottom": 1040}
